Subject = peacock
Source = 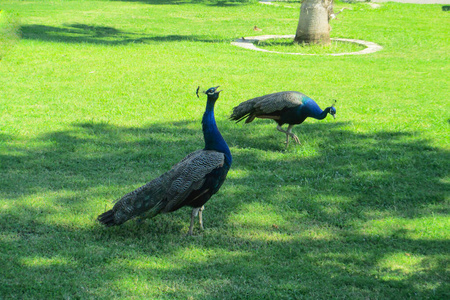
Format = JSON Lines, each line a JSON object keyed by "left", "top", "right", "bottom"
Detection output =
{"left": 229, "top": 91, "right": 336, "bottom": 148}
{"left": 97, "top": 86, "right": 232, "bottom": 235}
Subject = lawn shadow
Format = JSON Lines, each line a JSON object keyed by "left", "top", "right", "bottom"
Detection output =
{"left": 113, "top": 0, "right": 249, "bottom": 5}
{"left": 20, "top": 24, "right": 229, "bottom": 46}
{"left": 1, "top": 120, "right": 448, "bottom": 298}
{"left": 1, "top": 120, "right": 203, "bottom": 199}
{"left": 227, "top": 120, "right": 449, "bottom": 221}
{"left": 228, "top": 120, "right": 351, "bottom": 151}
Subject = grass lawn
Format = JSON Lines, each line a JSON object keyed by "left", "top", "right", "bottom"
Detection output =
{"left": 256, "top": 38, "right": 367, "bottom": 54}
{"left": 1, "top": 0, "right": 449, "bottom": 298}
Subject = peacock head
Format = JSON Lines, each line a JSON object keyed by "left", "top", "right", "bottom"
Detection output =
{"left": 196, "top": 86, "right": 222, "bottom": 101}
{"left": 329, "top": 100, "right": 337, "bottom": 119}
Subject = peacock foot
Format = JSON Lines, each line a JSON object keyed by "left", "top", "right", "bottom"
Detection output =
{"left": 284, "top": 133, "right": 301, "bottom": 149}
{"left": 290, "top": 133, "right": 301, "bottom": 145}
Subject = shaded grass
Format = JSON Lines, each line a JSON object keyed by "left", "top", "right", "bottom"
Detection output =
{"left": 0, "top": 0, "right": 449, "bottom": 299}
{"left": 1, "top": 121, "right": 449, "bottom": 298}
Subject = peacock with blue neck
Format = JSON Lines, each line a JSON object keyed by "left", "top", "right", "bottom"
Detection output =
{"left": 98, "top": 86, "right": 232, "bottom": 235}
{"left": 230, "top": 91, "right": 336, "bottom": 148}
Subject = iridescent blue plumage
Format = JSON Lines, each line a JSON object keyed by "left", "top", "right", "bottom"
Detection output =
{"left": 98, "top": 86, "right": 231, "bottom": 235}
{"left": 230, "top": 91, "right": 336, "bottom": 148}
{"left": 203, "top": 87, "right": 232, "bottom": 166}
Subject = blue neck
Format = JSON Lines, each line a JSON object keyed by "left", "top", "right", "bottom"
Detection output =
{"left": 304, "top": 100, "right": 330, "bottom": 120}
{"left": 202, "top": 99, "right": 232, "bottom": 165}
{"left": 314, "top": 107, "right": 330, "bottom": 120}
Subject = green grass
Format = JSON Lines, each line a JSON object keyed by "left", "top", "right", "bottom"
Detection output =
{"left": 0, "top": 9, "right": 20, "bottom": 58}
{"left": 1, "top": 0, "right": 449, "bottom": 298}
{"left": 257, "top": 38, "right": 366, "bottom": 54}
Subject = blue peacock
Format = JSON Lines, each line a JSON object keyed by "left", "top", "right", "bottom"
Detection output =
{"left": 97, "top": 86, "right": 232, "bottom": 235}
{"left": 230, "top": 91, "right": 336, "bottom": 148}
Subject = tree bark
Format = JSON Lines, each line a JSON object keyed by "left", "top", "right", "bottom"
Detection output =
{"left": 294, "top": 0, "right": 333, "bottom": 45}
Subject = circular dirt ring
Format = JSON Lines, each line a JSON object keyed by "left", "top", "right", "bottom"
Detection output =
{"left": 231, "top": 35, "right": 383, "bottom": 56}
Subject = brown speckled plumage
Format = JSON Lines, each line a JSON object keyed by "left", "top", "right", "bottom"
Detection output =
{"left": 97, "top": 150, "right": 225, "bottom": 226}
{"left": 230, "top": 91, "right": 306, "bottom": 123}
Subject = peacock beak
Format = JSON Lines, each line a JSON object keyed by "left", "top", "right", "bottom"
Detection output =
{"left": 332, "top": 114, "right": 336, "bottom": 119}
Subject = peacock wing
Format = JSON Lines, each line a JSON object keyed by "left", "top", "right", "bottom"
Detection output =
{"left": 230, "top": 91, "right": 307, "bottom": 122}
{"left": 230, "top": 98, "right": 257, "bottom": 121}
{"left": 107, "top": 162, "right": 176, "bottom": 224}
{"left": 105, "top": 150, "right": 218, "bottom": 224}
{"left": 163, "top": 150, "right": 225, "bottom": 212}
{"left": 253, "top": 91, "right": 306, "bottom": 114}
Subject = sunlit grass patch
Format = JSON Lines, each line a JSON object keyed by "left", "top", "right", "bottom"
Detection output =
{"left": 0, "top": 10, "right": 20, "bottom": 58}
{"left": 358, "top": 215, "right": 450, "bottom": 240}
{"left": 228, "top": 202, "right": 286, "bottom": 227}
{"left": 20, "top": 255, "right": 72, "bottom": 268}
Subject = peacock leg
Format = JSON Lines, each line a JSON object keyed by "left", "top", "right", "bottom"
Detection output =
{"left": 277, "top": 125, "right": 290, "bottom": 148}
{"left": 276, "top": 124, "right": 286, "bottom": 134}
{"left": 188, "top": 207, "right": 201, "bottom": 235}
{"left": 286, "top": 124, "right": 300, "bottom": 145}
{"left": 277, "top": 125, "right": 300, "bottom": 148}
{"left": 198, "top": 206, "right": 205, "bottom": 230}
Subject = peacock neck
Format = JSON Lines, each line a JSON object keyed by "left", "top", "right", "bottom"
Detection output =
{"left": 299, "top": 99, "right": 329, "bottom": 121}
{"left": 311, "top": 107, "right": 330, "bottom": 120}
{"left": 202, "top": 99, "right": 232, "bottom": 165}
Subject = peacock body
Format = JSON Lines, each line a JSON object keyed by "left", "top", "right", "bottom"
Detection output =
{"left": 230, "top": 91, "right": 336, "bottom": 148}
{"left": 98, "top": 86, "right": 231, "bottom": 235}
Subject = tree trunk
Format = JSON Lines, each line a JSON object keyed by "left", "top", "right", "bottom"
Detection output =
{"left": 294, "top": 0, "right": 333, "bottom": 45}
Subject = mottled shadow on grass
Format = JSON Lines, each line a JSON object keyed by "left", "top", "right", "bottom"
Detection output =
{"left": 20, "top": 24, "right": 228, "bottom": 46}
{"left": 1, "top": 120, "right": 448, "bottom": 298}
